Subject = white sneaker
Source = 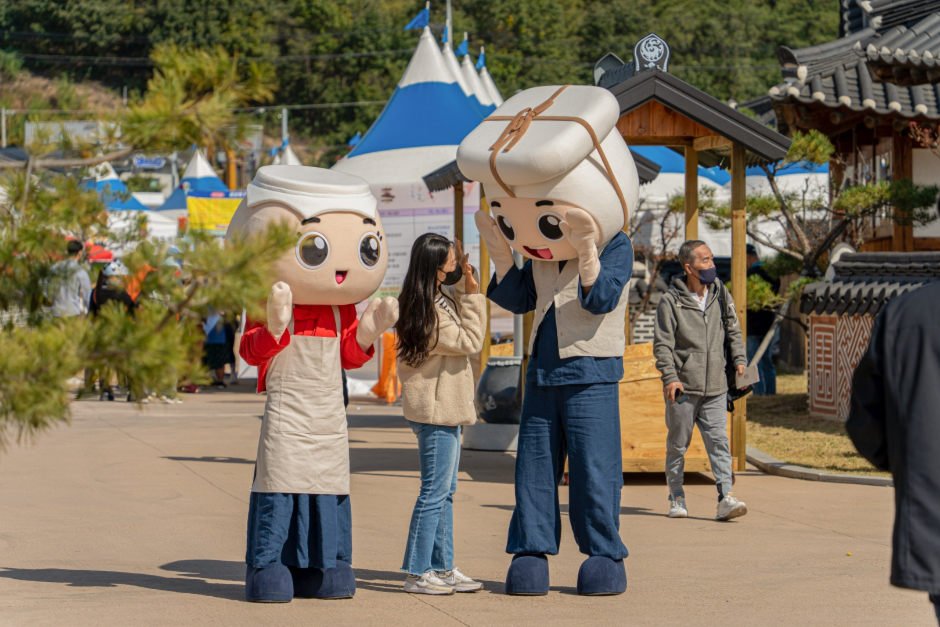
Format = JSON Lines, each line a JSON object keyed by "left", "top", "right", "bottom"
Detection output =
{"left": 435, "top": 567, "right": 483, "bottom": 592}
{"left": 404, "top": 571, "right": 455, "bottom": 595}
{"left": 668, "top": 496, "right": 688, "bottom": 518}
{"left": 716, "top": 493, "right": 748, "bottom": 521}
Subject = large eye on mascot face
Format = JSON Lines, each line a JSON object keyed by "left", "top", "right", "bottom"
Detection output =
{"left": 226, "top": 166, "right": 388, "bottom": 306}
{"left": 489, "top": 197, "right": 600, "bottom": 261}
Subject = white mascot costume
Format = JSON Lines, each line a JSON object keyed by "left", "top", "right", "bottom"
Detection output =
{"left": 458, "top": 85, "right": 639, "bottom": 596}
{"left": 226, "top": 166, "right": 398, "bottom": 602}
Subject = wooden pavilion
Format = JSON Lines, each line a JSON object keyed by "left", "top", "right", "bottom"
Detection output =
{"left": 595, "top": 34, "right": 791, "bottom": 472}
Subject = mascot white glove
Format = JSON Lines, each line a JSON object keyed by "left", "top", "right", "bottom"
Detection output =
{"left": 357, "top": 296, "right": 399, "bottom": 351}
{"left": 559, "top": 208, "right": 601, "bottom": 287}
{"left": 475, "top": 211, "right": 516, "bottom": 282}
{"left": 266, "top": 281, "right": 293, "bottom": 340}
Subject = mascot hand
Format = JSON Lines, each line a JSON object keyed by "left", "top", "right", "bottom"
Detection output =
{"left": 559, "top": 208, "right": 601, "bottom": 287}
{"left": 357, "top": 296, "right": 399, "bottom": 351}
{"left": 475, "top": 211, "right": 516, "bottom": 282}
{"left": 266, "top": 281, "right": 293, "bottom": 340}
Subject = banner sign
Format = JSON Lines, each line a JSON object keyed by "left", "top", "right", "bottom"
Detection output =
{"left": 186, "top": 190, "right": 246, "bottom": 234}
{"left": 372, "top": 182, "right": 480, "bottom": 298}
{"left": 133, "top": 155, "right": 166, "bottom": 170}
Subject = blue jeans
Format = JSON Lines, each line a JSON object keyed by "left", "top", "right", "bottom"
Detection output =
{"left": 746, "top": 336, "right": 777, "bottom": 395}
{"left": 507, "top": 382, "right": 628, "bottom": 560}
{"left": 401, "top": 422, "right": 462, "bottom": 575}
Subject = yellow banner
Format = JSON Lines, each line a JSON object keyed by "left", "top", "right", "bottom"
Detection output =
{"left": 187, "top": 195, "right": 242, "bottom": 233}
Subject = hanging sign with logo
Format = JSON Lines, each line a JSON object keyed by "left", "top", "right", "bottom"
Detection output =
{"left": 634, "top": 34, "right": 670, "bottom": 73}
{"left": 133, "top": 155, "right": 167, "bottom": 170}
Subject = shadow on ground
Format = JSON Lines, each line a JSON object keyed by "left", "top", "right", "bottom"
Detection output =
{"left": 163, "top": 456, "right": 254, "bottom": 465}
{"left": 0, "top": 561, "right": 245, "bottom": 601}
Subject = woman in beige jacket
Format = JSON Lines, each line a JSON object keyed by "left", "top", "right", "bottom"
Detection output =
{"left": 396, "top": 233, "right": 486, "bottom": 595}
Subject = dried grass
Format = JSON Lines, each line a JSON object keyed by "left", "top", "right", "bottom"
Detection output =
{"left": 747, "top": 374, "right": 889, "bottom": 476}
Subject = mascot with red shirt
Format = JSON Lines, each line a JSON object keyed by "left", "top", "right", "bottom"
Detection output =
{"left": 226, "top": 165, "right": 398, "bottom": 603}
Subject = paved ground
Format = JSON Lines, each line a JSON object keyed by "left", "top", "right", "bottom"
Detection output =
{"left": 0, "top": 386, "right": 932, "bottom": 626}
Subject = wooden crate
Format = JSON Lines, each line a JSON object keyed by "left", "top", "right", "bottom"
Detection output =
{"left": 620, "top": 343, "right": 734, "bottom": 472}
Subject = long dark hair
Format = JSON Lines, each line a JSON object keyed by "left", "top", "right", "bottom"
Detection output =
{"left": 396, "top": 233, "right": 453, "bottom": 368}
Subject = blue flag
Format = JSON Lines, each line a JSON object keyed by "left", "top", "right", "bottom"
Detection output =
{"left": 475, "top": 50, "right": 486, "bottom": 69}
{"left": 268, "top": 147, "right": 278, "bottom": 157}
{"left": 455, "top": 38, "right": 468, "bottom": 56}
{"left": 347, "top": 132, "right": 362, "bottom": 147}
{"left": 404, "top": 8, "right": 429, "bottom": 30}
{"left": 441, "top": 27, "right": 448, "bottom": 44}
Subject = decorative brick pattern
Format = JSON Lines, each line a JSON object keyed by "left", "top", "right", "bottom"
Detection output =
{"left": 836, "top": 315, "right": 875, "bottom": 421}
{"left": 809, "top": 316, "right": 837, "bottom": 417}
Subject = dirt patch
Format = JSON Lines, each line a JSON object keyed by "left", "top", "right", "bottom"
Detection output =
{"left": 747, "top": 374, "right": 889, "bottom": 476}
{"left": 1, "top": 73, "right": 121, "bottom": 111}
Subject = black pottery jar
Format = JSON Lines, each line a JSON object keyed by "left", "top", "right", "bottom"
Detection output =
{"left": 474, "top": 356, "right": 522, "bottom": 424}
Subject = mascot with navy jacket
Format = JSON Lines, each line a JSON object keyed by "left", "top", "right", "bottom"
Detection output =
{"left": 457, "top": 85, "right": 639, "bottom": 596}
{"left": 226, "top": 166, "right": 398, "bottom": 602}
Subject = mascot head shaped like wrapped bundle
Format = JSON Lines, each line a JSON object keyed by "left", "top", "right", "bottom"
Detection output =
{"left": 457, "top": 85, "right": 639, "bottom": 261}
{"left": 226, "top": 166, "right": 388, "bottom": 305}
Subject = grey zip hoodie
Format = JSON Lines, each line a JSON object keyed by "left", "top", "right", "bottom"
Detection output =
{"left": 653, "top": 276, "right": 747, "bottom": 397}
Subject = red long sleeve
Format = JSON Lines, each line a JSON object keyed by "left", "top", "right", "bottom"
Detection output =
{"left": 242, "top": 304, "right": 374, "bottom": 393}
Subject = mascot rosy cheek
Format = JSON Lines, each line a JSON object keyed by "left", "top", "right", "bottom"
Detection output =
{"left": 457, "top": 85, "right": 639, "bottom": 597}
{"left": 226, "top": 165, "right": 398, "bottom": 603}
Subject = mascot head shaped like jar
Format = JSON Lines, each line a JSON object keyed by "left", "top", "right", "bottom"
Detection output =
{"left": 226, "top": 165, "right": 388, "bottom": 305}
{"left": 457, "top": 85, "right": 639, "bottom": 261}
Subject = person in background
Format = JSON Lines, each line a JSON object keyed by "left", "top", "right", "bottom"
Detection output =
{"left": 653, "top": 240, "right": 748, "bottom": 521}
{"left": 396, "top": 235, "right": 486, "bottom": 595}
{"left": 203, "top": 309, "right": 228, "bottom": 387}
{"left": 89, "top": 260, "right": 138, "bottom": 402}
{"left": 745, "top": 243, "right": 780, "bottom": 395}
{"left": 50, "top": 240, "right": 91, "bottom": 318}
{"left": 846, "top": 281, "right": 940, "bottom": 624}
{"left": 224, "top": 316, "right": 239, "bottom": 386}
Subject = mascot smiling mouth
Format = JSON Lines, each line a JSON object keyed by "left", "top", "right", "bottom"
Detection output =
{"left": 335, "top": 270, "right": 348, "bottom": 284}
{"left": 523, "top": 246, "right": 553, "bottom": 260}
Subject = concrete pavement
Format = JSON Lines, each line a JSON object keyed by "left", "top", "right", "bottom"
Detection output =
{"left": 0, "top": 385, "right": 932, "bottom": 626}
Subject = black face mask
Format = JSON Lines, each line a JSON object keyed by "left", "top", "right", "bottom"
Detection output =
{"left": 440, "top": 263, "right": 463, "bottom": 286}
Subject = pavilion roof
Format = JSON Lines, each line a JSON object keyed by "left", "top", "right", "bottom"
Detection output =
{"left": 605, "top": 68, "right": 791, "bottom": 165}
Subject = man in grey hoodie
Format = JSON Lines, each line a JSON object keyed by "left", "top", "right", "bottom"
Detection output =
{"left": 653, "top": 240, "right": 748, "bottom": 521}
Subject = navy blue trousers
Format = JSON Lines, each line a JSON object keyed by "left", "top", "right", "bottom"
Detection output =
{"left": 507, "top": 382, "right": 628, "bottom": 560}
{"left": 246, "top": 492, "right": 352, "bottom": 569}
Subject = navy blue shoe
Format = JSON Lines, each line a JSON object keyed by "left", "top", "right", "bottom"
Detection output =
{"left": 245, "top": 563, "right": 293, "bottom": 602}
{"left": 505, "top": 554, "right": 549, "bottom": 596}
{"left": 290, "top": 562, "right": 356, "bottom": 599}
{"left": 576, "top": 556, "right": 627, "bottom": 596}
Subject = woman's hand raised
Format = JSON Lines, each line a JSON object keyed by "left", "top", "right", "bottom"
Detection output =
{"left": 454, "top": 239, "right": 479, "bottom": 294}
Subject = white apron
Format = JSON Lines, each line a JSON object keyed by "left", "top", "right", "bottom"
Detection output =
{"left": 251, "top": 306, "right": 350, "bottom": 495}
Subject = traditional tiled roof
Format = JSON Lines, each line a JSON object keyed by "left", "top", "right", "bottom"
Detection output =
{"left": 800, "top": 252, "right": 940, "bottom": 317}
{"left": 863, "top": 11, "right": 940, "bottom": 84}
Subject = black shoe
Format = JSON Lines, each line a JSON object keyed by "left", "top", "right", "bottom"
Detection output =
{"left": 100, "top": 391, "right": 115, "bottom": 402}
{"left": 210, "top": 380, "right": 227, "bottom": 388}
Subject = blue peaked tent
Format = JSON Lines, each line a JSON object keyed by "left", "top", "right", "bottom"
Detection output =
{"left": 158, "top": 150, "right": 228, "bottom": 211}
{"left": 84, "top": 162, "right": 149, "bottom": 211}
{"left": 334, "top": 26, "right": 485, "bottom": 184}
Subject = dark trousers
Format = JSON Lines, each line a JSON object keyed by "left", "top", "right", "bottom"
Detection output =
{"left": 246, "top": 493, "right": 352, "bottom": 570}
{"left": 506, "top": 382, "right": 628, "bottom": 560}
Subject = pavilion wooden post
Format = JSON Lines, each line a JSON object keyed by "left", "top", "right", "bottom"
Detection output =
{"left": 892, "top": 131, "right": 914, "bottom": 252}
{"left": 684, "top": 146, "right": 699, "bottom": 240}
{"left": 730, "top": 143, "right": 748, "bottom": 472}
{"left": 454, "top": 181, "right": 464, "bottom": 244}
{"left": 479, "top": 190, "right": 492, "bottom": 372}
{"left": 224, "top": 149, "right": 237, "bottom": 189}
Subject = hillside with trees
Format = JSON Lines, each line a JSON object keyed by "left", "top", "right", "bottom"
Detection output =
{"left": 0, "top": 0, "right": 838, "bottom": 165}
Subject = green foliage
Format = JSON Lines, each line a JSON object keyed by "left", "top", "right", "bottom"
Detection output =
{"left": 782, "top": 130, "right": 833, "bottom": 167}
{"left": 747, "top": 274, "right": 785, "bottom": 312}
{"left": 0, "top": 170, "right": 294, "bottom": 452}
{"left": 123, "top": 45, "right": 276, "bottom": 154}
{"left": 0, "top": 0, "right": 840, "bottom": 162}
{"left": 0, "top": 49, "right": 23, "bottom": 80}
{"left": 763, "top": 253, "right": 803, "bottom": 280}
{"left": 123, "top": 175, "right": 162, "bottom": 193}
